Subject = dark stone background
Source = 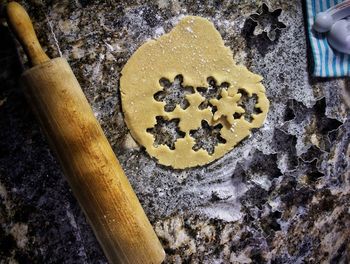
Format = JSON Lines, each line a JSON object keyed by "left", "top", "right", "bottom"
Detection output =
{"left": 0, "top": 0, "right": 349, "bottom": 263}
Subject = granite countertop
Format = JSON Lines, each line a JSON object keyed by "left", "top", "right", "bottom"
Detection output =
{"left": 0, "top": 0, "right": 349, "bottom": 263}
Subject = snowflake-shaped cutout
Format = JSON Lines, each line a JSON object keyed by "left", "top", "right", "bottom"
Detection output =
{"left": 154, "top": 75, "right": 195, "bottom": 112}
{"left": 210, "top": 89, "right": 245, "bottom": 125}
{"left": 146, "top": 116, "right": 185, "bottom": 150}
{"left": 190, "top": 120, "right": 226, "bottom": 155}
{"left": 197, "top": 77, "right": 229, "bottom": 111}
{"left": 234, "top": 89, "right": 263, "bottom": 123}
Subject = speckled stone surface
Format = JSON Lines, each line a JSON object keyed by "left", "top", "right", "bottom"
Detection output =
{"left": 0, "top": 0, "right": 349, "bottom": 263}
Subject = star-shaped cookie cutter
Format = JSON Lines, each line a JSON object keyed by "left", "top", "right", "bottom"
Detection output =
{"left": 249, "top": 3, "right": 286, "bottom": 41}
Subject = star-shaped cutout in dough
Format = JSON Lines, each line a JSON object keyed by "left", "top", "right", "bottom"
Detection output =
{"left": 168, "top": 92, "right": 212, "bottom": 131}
{"left": 210, "top": 90, "right": 245, "bottom": 125}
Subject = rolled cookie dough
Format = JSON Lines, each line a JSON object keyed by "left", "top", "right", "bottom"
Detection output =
{"left": 120, "top": 16, "right": 269, "bottom": 169}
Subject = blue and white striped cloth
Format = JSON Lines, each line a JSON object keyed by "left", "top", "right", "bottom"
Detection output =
{"left": 306, "top": 0, "right": 350, "bottom": 77}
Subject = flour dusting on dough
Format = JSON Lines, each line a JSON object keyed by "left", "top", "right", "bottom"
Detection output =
{"left": 120, "top": 16, "right": 269, "bottom": 169}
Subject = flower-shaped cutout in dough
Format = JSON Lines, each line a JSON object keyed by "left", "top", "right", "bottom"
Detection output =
{"left": 190, "top": 120, "right": 226, "bottom": 155}
{"left": 234, "top": 90, "right": 263, "bottom": 123}
{"left": 210, "top": 90, "right": 245, "bottom": 125}
{"left": 197, "top": 77, "right": 229, "bottom": 111}
{"left": 146, "top": 116, "right": 185, "bottom": 150}
{"left": 154, "top": 75, "right": 194, "bottom": 112}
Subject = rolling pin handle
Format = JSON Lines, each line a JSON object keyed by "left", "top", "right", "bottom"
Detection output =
{"left": 6, "top": 2, "right": 50, "bottom": 66}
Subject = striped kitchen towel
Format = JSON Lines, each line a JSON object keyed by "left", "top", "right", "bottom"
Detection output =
{"left": 306, "top": 0, "right": 350, "bottom": 77}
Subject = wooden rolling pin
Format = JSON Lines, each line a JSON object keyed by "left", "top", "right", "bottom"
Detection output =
{"left": 6, "top": 2, "right": 165, "bottom": 264}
